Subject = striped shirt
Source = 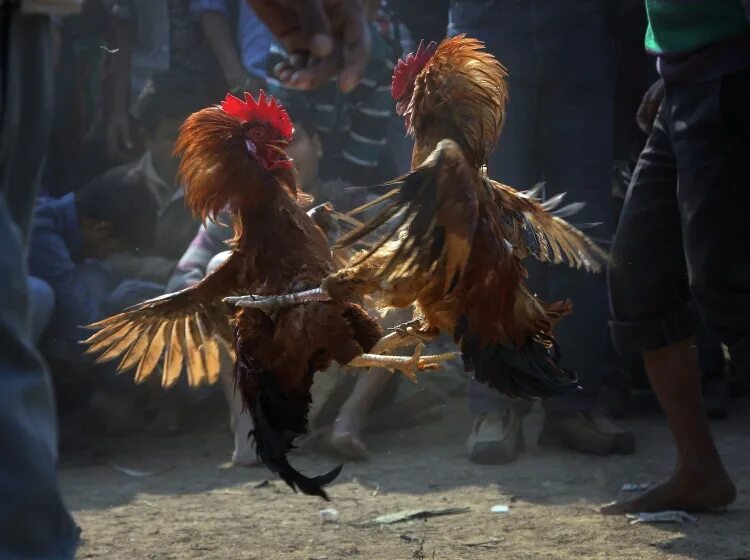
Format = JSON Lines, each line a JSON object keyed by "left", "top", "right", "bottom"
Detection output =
{"left": 265, "top": 21, "right": 399, "bottom": 185}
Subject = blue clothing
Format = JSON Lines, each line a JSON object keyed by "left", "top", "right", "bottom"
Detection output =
{"left": 190, "top": 0, "right": 273, "bottom": 79}
{"left": 449, "top": 0, "right": 616, "bottom": 414}
{"left": 28, "top": 193, "right": 114, "bottom": 343}
{"left": 28, "top": 276, "right": 55, "bottom": 343}
{"left": 0, "top": 196, "right": 78, "bottom": 559}
{"left": 0, "top": 8, "right": 78, "bottom": 558}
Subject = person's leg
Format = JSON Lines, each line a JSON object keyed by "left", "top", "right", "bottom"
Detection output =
{"left": 672, "top": 69, "right": 750, "bottom": 380}
{"left": 328, "top": 307, "right": 407, "bottom": 459}
{"left": 605, "top": 103, "right": 733, "bottom": 514}
{"left": 605, "top": 70, "right": 750, "bottom": 513}
{"left": 531, "top": 0, "right": 633, "bottom": 454}
{"left": 695, "top": 312, "right": 728, "bottom": 419}
{"left": 218, "top": 354, "right": 259, "bottom": 466}
{"left": 208, "top": 251, "right": 258, "bottom": 464}
{"left": 0, "top": 7, "right": 78, "bottom": 556}
{"left": 329, "top": 369, "right": 392, "bottom": 459}
{"left": 0, "top": 199, "right": 78, "bottom": 557}
{"left": 449, "top": 0, "right": 539, "bottom": 463}
{"left": 0, "top": 12, "right": 54, "bottom": 245}
{"left": 602, "top": 338, "right": 735, "bottom": 514}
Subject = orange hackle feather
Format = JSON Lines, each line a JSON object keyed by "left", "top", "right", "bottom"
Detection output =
{"left": 174, "top": 97, "right": 301, "bottom": 240}
{"left": 407, "top": 34, "right": 508, "bottom": 168}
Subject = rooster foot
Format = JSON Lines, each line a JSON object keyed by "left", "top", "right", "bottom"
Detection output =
{"left": 224, "top": 288, "right": 331, "bottom": 318}
{"left": 347, "top": 344, "right": 459, "bottom": 383}
{"left": 369, "top": 325, "right": 437, "bottom": 355}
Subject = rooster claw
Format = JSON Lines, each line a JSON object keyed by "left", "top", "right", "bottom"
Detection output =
{"left": 347, "top": 344, "right": 460, "bottom": 383}
{"left": 223, "top": 294, "right": 280, "bottom": 319}
{"left": 223, "top": 288, "right": 332, "bottom": 319}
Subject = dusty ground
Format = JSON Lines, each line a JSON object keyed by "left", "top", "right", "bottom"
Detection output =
{"left": 63, "top": 394, "right": 750, "bottom": 560}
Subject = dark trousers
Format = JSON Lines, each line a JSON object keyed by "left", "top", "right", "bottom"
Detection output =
{"left": 0, "top": 6, "right": 54, "bottom": 246}
{"left": 0, "top": 7, "right": 78, "bottom": 558}
{"left": 609, "top": 68, "right": 750, "bottom": 374}
{"left": 449, "top": 0, "right": 616, "bottom": 415}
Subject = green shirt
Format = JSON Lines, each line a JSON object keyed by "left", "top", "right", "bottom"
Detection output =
{"left": 645, "top": 0, "right": 750, "bottom": 54}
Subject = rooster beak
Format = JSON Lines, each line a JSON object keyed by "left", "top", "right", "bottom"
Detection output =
{"left": 267, "top": 142, "right": 291, "bottom": 161}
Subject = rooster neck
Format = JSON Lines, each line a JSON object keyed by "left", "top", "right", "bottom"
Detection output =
{"left": 410, "top": 117, "right": 483, "bottom": 171}
{"left": 236, "top": 187, "right": 332, "bottom": 291}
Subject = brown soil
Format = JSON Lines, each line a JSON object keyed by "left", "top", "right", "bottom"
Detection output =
{"left": 64, "top": 397, "right": 750, "bottom": 560}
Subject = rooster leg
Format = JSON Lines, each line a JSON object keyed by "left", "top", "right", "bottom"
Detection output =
{"left": 347, "top": 344, "right": 459, "bottom": 383}
{"left": 224, "top": 288, "right": 331, "bottom": 317}
{"left": 369, "top": 327, "right": 437, "bottom": 355}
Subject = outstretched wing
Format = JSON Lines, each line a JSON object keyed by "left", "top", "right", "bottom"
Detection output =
{"left": 490, "top": 181, "right": 608, "bottom": 272}
{"left": 82, "top": 251, "right": 247, "bottom": 388}
{"left": 338, "top": 139, "right": 480, "bottom": 293}
{"left": 338, "top": 139, "right": 606, "bottom": 293}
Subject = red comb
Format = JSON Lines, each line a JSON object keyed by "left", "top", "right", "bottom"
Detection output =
{"left": 221, "top": 90, "right": 294, "bottom": 139}
{"left": 391, "top": 40, "right": 438, "bottom": 100}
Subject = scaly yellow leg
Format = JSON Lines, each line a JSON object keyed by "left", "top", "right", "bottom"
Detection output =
{"left": 347, "top": 344, "right": 459, "bottom": 383}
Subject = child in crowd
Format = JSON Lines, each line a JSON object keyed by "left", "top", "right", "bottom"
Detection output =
{"left": 28, "top": 169, "right": 162, "bottom": 432}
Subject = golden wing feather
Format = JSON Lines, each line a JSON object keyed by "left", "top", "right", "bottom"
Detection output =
{"left": 117, "top": 322, "right": 156, "bottom": 372}
{"left": 81, "top": 251, "right": 246, "bottom": 387}
{"left": 490, "top": 181, "right": 608, "bottom": 273}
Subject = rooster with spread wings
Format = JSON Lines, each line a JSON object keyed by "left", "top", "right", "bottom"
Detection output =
{"left": 231, "top": 35, "right": 607, "bottom": 399}
{"left": 82, "top": 92, "right": 453, "bottom": 499}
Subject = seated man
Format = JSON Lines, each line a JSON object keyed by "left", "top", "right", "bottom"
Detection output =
{"left": 167, "top": 101, "right": 396, "bottom": 464}
{"left": 27, "top": 169, "right": 162, "bottom": 433}
{"left": 101, "top": 70, "right": 210, "bottom": 285}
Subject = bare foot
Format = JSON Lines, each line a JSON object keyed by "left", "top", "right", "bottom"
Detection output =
{"left": 330, "top": 413, "right": 369, "bottom": 460}
{"left": 330, "top": 431, "right": 369, "bottom": 460}
{"left": 231, "top": 447, "right": 261, "bottom": 467}
{"left": 231, "top": 409, "right": 259, "bottom": 466}
{"left": 601, "top": 466, "right": 736, "bottom": 514}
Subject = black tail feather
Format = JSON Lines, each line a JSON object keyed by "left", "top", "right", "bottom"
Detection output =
{"left": 234, "top": 347, "right": 342, "bottom": 500}
{"left": 455, "top": 317, "right": 579, "bottom": 399}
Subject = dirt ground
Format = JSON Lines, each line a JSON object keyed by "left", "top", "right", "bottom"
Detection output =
{"left": 63, "top": 392, "right": 750, "bottom": 560}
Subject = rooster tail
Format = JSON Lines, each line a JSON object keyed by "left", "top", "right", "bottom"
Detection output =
{"left": 455, "top": 316, "right": 579, "bottom": 399}
{"left": 234, "top": 345, "right": 341, "bottom": 500}
{"left": 175, "top": 106, "right": 302, "bottom": 224}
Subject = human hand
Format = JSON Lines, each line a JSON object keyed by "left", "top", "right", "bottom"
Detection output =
{"left": 106, "top": 111, "right": 133, "bottom": 160}
{"left": 636, "top": 79, "right": 665, "bottom": 134}
{"left": 247, "top": 0, "right": 371, "bottom": 92}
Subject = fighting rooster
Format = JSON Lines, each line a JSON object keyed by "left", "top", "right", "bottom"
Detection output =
{"left": 83, "top": 92, "right": 452, "bottom": 499}
{"left": 231, "top": 36, "right": 607, "bottom": 399}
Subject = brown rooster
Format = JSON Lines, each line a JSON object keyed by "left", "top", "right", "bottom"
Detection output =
{"left": 231, "top": 36, "right": 607, "bottom": 399}
{"left": 82, "top": 92, "right": 452, "bottom": 499}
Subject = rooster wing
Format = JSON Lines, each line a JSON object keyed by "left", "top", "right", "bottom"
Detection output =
{"left": 82, "top": 250, "right": 247, "bottom": 388}
{"left": 339, "top": 139, "right": 606, "bottom": 294}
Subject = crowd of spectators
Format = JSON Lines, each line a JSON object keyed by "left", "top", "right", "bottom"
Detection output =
{"left": 19, "top": 0, "right": 748, "bottom": 467}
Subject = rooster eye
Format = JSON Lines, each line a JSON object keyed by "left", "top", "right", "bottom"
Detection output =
{"left": 250, "top": 127, "right": 267, "bottom": 141}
